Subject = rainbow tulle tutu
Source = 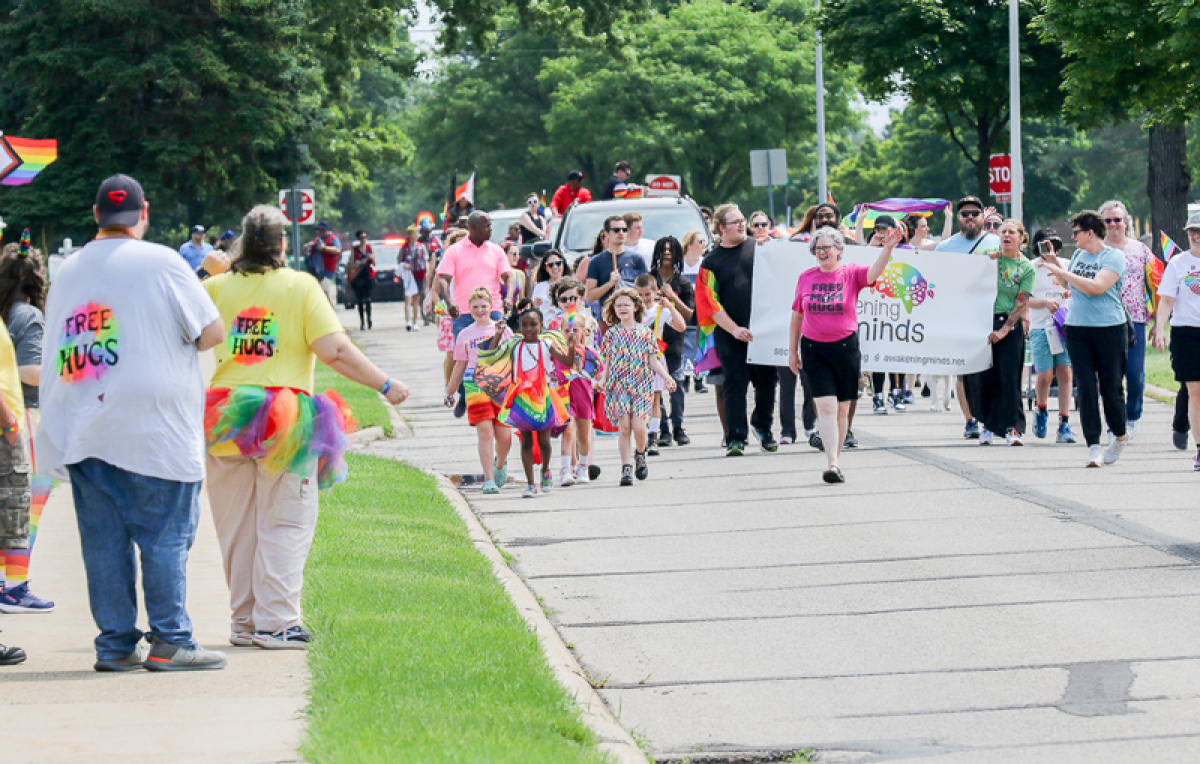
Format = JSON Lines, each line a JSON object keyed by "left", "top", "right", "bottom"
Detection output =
{"left": 205, "top": 386, "right": 357, "bottom": 489}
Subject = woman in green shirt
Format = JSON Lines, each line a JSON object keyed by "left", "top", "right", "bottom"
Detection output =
{"left": 965, "top": 219, "right": 1035, "bottom": 446}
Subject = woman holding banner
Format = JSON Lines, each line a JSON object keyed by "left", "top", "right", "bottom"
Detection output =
{"left": 965, "top": 220, "right": 1035, "bottom": 446}
{"left": 788, "top": 225, "right": 902, "bottom": 483}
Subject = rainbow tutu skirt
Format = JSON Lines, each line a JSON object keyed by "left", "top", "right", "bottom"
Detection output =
{"left": 205, "top": 386, "right": 357, "bottom": 489}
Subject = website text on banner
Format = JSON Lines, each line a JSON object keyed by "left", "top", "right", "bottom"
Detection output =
{"left": 746, "top": 242, "right": 997, "bottom": 375}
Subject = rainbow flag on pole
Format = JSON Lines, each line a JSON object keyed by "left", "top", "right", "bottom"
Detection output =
{"left": 1161, "top": 231, "right": 1182, "bottom": 262}
{"left": 0, "top": 136, "right": 57, "bottom": 186}
{"left": 693, "top": 267, "right": 722, "bottom": 373}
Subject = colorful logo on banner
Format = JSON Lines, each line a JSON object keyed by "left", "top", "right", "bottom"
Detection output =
{"left": 229, "top": 307, "right": 278, "bottom": 364}
{"left": 872, "top": 263, "right": 935, "bottom": 313}
{"left": 1184, "top": 271, "right": 1200, "bottom": 296}
{"left": 57, "top": 303, "right": 119, "bottom": 382}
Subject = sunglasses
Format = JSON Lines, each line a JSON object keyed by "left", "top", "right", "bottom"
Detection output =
{"left": 1103, "top": 217, "right": 1124, "bottom": 225}
{"left": 1070, "top": 229, "right": 1084, "bottom": 237}
{"left": 960, "top": 210, "right": 982, "bottom": 217}
{"left": 985, "top": 221, "right": 1002, "bottom": 229}
{"left": 608, "top": 226, "right": 627, "bottom": 233}
{"left": 752, "top": 221, "right": 771, "bottom": 228}
{"left": 546, "top": 260, "right": 564, "bottom": 267}
{"left": 558, "top": 295, "right": 579, "bottom": 304}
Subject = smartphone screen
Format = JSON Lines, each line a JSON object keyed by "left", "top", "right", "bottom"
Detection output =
{"left": 1038, "top": 240, "right": 1054, "bottom": 256}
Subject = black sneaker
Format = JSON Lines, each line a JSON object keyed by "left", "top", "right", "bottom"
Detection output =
{"left": 754, "top": 427, "right": 778, "bottom": 453}
{"left": 646, "top": 432, "right": 659, "bottom": 456}
{"left": 1174, "top": 431, "right": 1189, "bottom": 450}
{"left": 964, "top": 418, "right": 981, "bottom": 439}
{"left": 843, "top": 431, "right": 858, "bottom": 449}
{"left": 872, "top": 394, "right": 888, "bottom": 415}
{"left": 726, "top": 440, "right": 745, "bottom": 457}
{"left": 822, "top": 466, "right": 845, "bottom": 484}
{"left": 673, "top": 430, "right": 690, "bottom": 446}
{"left": 921, "top": 382, "right": 931, "bottom": 398}
{"left": 634, "top": 451, "right": 649, "bottom": 480}
{"left": 808, "top": 431, "right": 824, "bottom": 451}
{"left": 619, "top": 465, "right": 634, "bottom": 486}
{"left": 588, "top": 464, "right": 602, "bottom": 481}
{"left": 658, "top": 431, "right": 673, "bottom": 448}
{"left": 695, "top": 379, "right": 708, "bottom": 394}
{"left": 0, "top": 640, "right": 27, "bottom": 666}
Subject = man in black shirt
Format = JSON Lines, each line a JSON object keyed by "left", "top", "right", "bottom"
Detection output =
{"left": 703, "top": 204, "right": 778, "bottom": 455}
{"left": 601, "top": 160, "right": 640, "bottom": 200}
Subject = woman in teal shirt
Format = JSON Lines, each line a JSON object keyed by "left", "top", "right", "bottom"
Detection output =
{"left": 1040, "top": 210, "right": 1129, "bottom": 468}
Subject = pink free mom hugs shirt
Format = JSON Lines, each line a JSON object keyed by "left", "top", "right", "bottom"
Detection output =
{"left": 792, "top": 263, "right": 873, "bottom": 342}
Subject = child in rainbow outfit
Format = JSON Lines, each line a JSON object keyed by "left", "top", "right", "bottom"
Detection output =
{"left": 634, "top": 273, "right": 685, "bottom": 457}
{"left": 445, "top": 287, "right": 513, "bottom": 494}
{"left": 597, "top": 287, "right": 676, "bottom": 486}
{"left": 547, "top": 277, "right": 603, "bottom": 486}
{"left": 477, "top": 306, "right": 576, "bottom": 498}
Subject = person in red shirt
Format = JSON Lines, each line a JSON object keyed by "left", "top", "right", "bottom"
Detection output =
{"left": 550, "top": 171, "right": 593, "bottom": 217}
{"left": 307, "top": 221, "right": 341, "bottom": 305}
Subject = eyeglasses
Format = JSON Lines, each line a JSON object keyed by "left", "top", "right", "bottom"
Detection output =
{"left": 960, "top": 210, "right": 982, "bottom": 218}
{"left": 752, "top": 221, "right": 770, "bottom": 228}
{"left": 723, "top": 218, "right": 746, "bottom": 227}
{"left": 546, "top": 261, "right": 564, "bottom": 268}
{"left": 608, "top": 226, "right": 627, "bottom": 233}
{"left": 558, "top": 295, "right": 579, "bottom": 304}
{"left": 1188, "top": 229, "right": 1200, "bottom": 236}
{"left": 1070, "top": 229, "right": 1084, "bottom": 237}
{"left": 813, "top": 245, "right": 835, "bottom": 253}
{"left": 1103, "top": 217, "right": 1124, "bottom": 225}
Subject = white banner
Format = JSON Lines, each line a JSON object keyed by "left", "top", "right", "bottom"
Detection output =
{"left": 746, "top": 241, "right": 996, "bottom": 375}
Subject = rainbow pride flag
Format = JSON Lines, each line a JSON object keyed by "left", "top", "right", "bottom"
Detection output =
{"left": 0, "top": 137, "right": 57, "bottom": 186}
{"left": 1161, "top": 232, "right": 1182, "bottom": 262}
{"left": 693, "top": 267, "right": 722, "bottom": 373}
{"left": 1146, "top": 255, "right": 1165, "bottom": 315}
{"left": 845, "top": 198, "right": 948, "bottom": 229}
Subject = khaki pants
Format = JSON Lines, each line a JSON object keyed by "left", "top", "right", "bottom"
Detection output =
{"left": 206, "top": 456, "right": 318, "bottom": 634}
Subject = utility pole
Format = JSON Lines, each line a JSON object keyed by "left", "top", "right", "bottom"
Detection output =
{"left": 815, "top": 1, "right": 828, "bottom": 204}
{"left": 1009, "top": 0, "right": 1024, "bottom": 223}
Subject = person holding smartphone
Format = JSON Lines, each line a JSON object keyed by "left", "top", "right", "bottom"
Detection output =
{"left": 1028, "top": 228, "right": 1075, "bottom": 443}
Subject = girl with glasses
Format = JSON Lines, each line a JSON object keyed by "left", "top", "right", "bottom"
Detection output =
{"left": 531, "top": 249, "right": 573, "bottom": 322}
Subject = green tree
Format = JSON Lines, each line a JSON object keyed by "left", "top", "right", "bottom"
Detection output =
{"left": 820, "top": 0, "right": 1065, "bottom": 202}
{"left": 1036, "top": 0, "right": 1193, "bottom": 254}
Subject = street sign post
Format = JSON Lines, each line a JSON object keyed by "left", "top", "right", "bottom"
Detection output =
{"left": 750, "top": 149, "right": 787, "bottom": 221}
{"left": 280, "top": 186, "right": 314, "bottom": 270}
{"left": 644, "top": 174, "right": 682, "bottom": 198}
{"left": 989, "top": 155, "right": 1012, "bottom": 204}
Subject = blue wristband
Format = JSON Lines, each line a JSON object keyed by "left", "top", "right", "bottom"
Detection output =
{"left": 380, "top": 378, "right": 393, "bottom": 395}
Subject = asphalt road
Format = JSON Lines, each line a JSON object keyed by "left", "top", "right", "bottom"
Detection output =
{"left": 355, "top": 302, "right": 1200, "bottom": 763}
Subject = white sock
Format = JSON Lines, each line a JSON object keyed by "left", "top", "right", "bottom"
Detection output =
{"left": 561, "top": 455, "right": 571, "bottom": 471}
{"left": 650, "top": 417, "right": 660, "bottom": 434}
{"left": 578, "top": 452, "right": 589, "bottom": 467}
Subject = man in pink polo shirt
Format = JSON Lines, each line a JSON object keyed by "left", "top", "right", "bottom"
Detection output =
{"left": 435, "top": 211, "right": 516, "bottom": 416}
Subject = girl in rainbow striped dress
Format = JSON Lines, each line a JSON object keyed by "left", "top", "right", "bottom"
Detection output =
{"left": 477, "top": 306, "right": 576, "bottom": 498}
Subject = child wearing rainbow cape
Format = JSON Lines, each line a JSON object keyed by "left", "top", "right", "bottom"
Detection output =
{"left": 203, "top": 206, "right": 409, "bottom": 649}
{"left": 444, "top": 287, "right": 514, "bottom": 494}
{"left": 476, "top": 305, "right": 576, "bottom": 498}
{"left": 547, "top": 278, "right": 603, "bottom": 485}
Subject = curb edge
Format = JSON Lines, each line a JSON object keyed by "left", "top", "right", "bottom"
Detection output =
{"left": 429, "top": 473, "right": 650, "bottom": 764}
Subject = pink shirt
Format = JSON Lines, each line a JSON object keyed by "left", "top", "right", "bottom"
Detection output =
{"left": 436, "top": 238, "right": 512, "bottom": 312}
{"left": 454, "top": 322, "right": 512, "bottom": 372}
{"left": 792, "top": 263, "right": 872, "bottom": 342}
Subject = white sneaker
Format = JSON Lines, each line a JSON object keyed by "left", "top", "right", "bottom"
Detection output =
{"left": 979, "top": 428, "right": 994, "bottom": 445}
{"left": 1103, "top": 435, "right": 1128, "bottom": 465}
{"left": 559, "top": 467, "right": 575, "bottom": 487}
{"left": 1127, "top": 420, "right": 1138, "bottom": 442}
{"left": 575, "top": 464, "right": 590, "bottom": 483}
{"left": 1086, "top": 444, "right": 1104, "bottom": 468}
{"left": 412, "top": 323, "right": 420, "bottom": 332}
{"left": 1006, "top": 430, "right": 1023, "bottom": 446}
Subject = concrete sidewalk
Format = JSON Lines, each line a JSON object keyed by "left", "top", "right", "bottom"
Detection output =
{"left": 2, "top": 485, "right": 306, "bottom": 764}
{"left": 356, "top": 301, "right": 1200, "bottom": 763}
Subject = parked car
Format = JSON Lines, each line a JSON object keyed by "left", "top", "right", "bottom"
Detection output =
{"left": 524, "top": 196, "right": 712, "bottom": 263}
{"left": 337, "top": 238, "right": 406, "bottom": 308}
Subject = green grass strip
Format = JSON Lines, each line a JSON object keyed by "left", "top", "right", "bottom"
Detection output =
{"left": 1146, "top": 343, "right": 1179, "bottom": 395}
{"left": 302, "top": 454, "right": 606, "bottom": 763}
{"left": 314, "top": 360, "right": 393, "bottom": 436}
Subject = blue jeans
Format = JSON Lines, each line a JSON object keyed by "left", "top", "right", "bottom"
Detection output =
{"left": 1125, "top": 321, "right": 1146, "bottom": 423}
{"left": 69, "top": 459, "right": 202, "bottom": 660}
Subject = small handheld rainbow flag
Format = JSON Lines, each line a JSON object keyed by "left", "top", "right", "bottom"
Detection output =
{"left": 1146, "top": 255, "right": 1165, "bottom": 315}
{"left": 1161, "top": 231, "right": 1182, "bottom": 262}
{"left": 538, "top": 191, "right": 549, "bottom": 219}
{"left": 18, "top": 228, "right": 31, "bottom": 257}
{"left": 693, "top": 268, "right": 722, "bottom": 373}
{"left": 0, "top": 137, "right": 57, "bottom": 186}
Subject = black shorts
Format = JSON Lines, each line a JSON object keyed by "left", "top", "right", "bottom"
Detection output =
{"left": 800, "top": 333, "right": 861, "bottom": 402}
{"left": 1172, "top": 325, "right": 1200, "bottom": 383}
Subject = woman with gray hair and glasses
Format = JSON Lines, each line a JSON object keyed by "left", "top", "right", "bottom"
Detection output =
{"left": 788, "top": 225, "right": 901, "bottom": 483}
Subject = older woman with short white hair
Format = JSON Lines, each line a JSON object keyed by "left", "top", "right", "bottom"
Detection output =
{"left": 787, "top": 225, "right": 900, "bottom": 483}
{"left": 1098, "top": 199, "right": 1154, "bottom": 438}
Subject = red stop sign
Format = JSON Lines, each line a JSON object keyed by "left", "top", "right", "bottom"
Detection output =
{"left": 988, "top": 155, "right": 1011, "bottom": 196}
